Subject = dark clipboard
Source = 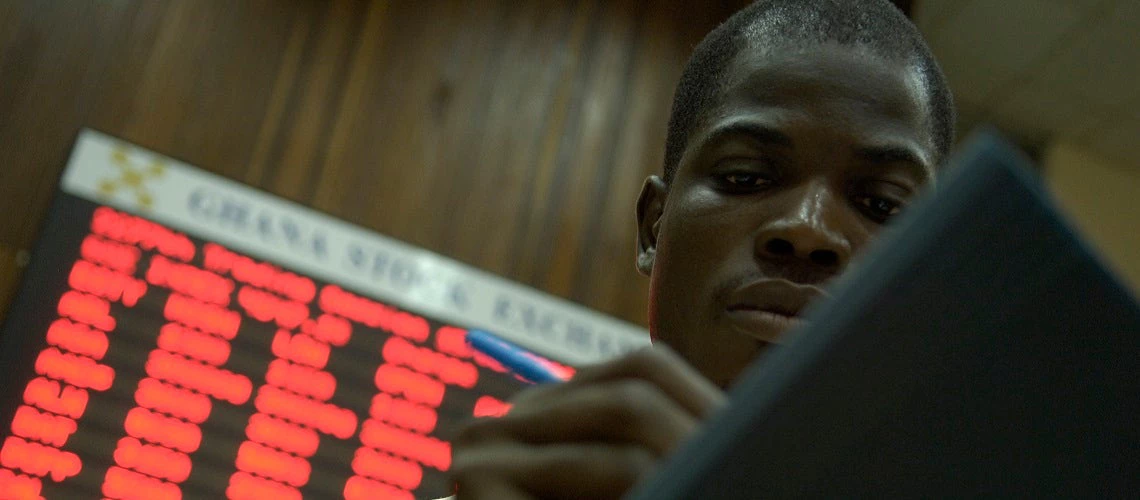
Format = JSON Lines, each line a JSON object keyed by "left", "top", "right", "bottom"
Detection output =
{"left": 625, "top": 131, "right": 1140, "bottom": 499}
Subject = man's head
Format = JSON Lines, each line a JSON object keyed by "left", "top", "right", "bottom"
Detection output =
{"left": 636, "top": 0, "right": 955, "bottom": 387}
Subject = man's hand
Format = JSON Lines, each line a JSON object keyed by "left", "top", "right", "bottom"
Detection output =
{"left": 449, "top": 346, "right": 726, "bottom": 500}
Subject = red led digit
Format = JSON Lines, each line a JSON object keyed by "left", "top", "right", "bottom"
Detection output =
{"left": 245, "top": 413, "right": 319, "bottom": 458}
{"left": 203, "top": 244, "right": 316, "bottom": 303}
{"left": 317, "top": 286, "right": 376, "bottom": 326}
{"left": 473, "top": 396, "right": 512, "bottom": 418}
{"left": 343, "top": 474, "right": 414, "bottom": 500}
{"left": 225, "top": 471, "right": 301, "bottom": 500}
{"left": 434, "top": 326, "right": 472, "bottom": 358}
{"left": 102, "top": 466, "right": 181, "bottom": 500}
{"left": 237, "top": 286, "right": 276, "bottom": 323}
{"left": 234, "top": 441, "right": 311, "bottom": 487}
{"left": 145, "top": 350, "right": 251, "bottom": 405}
{"left": 373, "top": 364, "right": 445, "bottom": 407}
{"left": 68, "top": 260, "right": 148, "bottom": 307}
{"left": 134, "top": 378, "right": 212, "bottom": 424}
{"left": 318, "top": 286, "right": 429, "bottom": 342}
{"left": 359, "top": 420, "right": 450, "bottom": 470}
{"left": 91, "top": 207, "right": 194, "bottom": 262}
{"left": 46, "top": 318, "right": 109, "bottom": 360}
{"left": 303, "top": 314, "right": 352, "bottom": 346}
{"left": 146, "top": 255, "right": 234, "bottom": 306}
{"left": 25, "top": 211, "right": 563, "bottom": 497}
{"left": 382, "top": 337, "right": 412, "bottom": 362}
{"left": 9, "top": 405, "right": 78, "bottom": 448}
{"left": 123, "top": 408, "right": 201, "bottom": 454}
{"left": 89, "top": 207, "right": 121, "bottom": 237}
{"left": 369, "top": 393, "right": 438, "bottom": 433}
{"left": 237, "top": 287, "right": 307, "bottom": 329}
{"left": 0, "top": 436, "right": 82, "bottom": 482}
{"left": 80, "top": 234, "right": 141, "bottom": 274}
{"left": 164, "top": 293, "right": 241, "bottom": 340}
{"left": 0, "top": 467, "right": 42, "bottom": 499}
{"left": 202, "top": 244, "right": 235, "bottom": 274}
{"left": 156, "top": 323, "right": 231, "bottom": 366}
{"left": 263, "top": 268, "right": 315, "bottom": 304}
{"left": 272, "top": 293, "right": 309, "bottom": 329}
{"left": 351, "top": 447, "right": 423, "bottom": 490}
{"left": 382, "top": 337, "right": 479, "bottom": 388}
{"left": 34, "top": 347, "right": 114, "bottom": 391}
{"left": 270, "top": 330, "right": 330, "bottom": 369}
{"left": 253, "top": 386, "right": 357, "bottom": 439}
{"left": 22, "top": 377, "right": 88, "bottom": 419}
{"left": 388, "top": 312, "right": 430, "bottom": 344}
{"left": 265, "top": 360, "right": 336, "bottom": 401}
{"left": 112, "top": 437, "right": 191, "bottom": 483}
{"left": 57, "top": 291, "right": 115, "bottom": 331}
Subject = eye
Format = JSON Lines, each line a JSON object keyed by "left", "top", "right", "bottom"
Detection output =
{"left": 717, "top": 171, "right": 774, "bottom": 190}
{"left": 851, "top": 179, "right": 913, "bottom": 223}
{"left": 855, "top": 195, "right": 903, "bottom": 221}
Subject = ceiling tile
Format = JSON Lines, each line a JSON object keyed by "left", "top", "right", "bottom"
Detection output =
{"left": 922, "top": 0, "right": 1087, "bottom": 108}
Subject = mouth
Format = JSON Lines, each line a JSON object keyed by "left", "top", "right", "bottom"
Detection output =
{"left": 725, "top": 305, "right": 805, "bottom": 342}
{"left": 723, "top": 279, "right": 826, "bottom": 343}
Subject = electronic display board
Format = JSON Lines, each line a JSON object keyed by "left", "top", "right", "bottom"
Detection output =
{"left": 0, "top": 130, "right": 650, "bottom": 499}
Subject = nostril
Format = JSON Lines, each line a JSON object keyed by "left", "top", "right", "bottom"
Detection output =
{"left": 809, "top": 249, "right": 838, "bottom": 267}
{"left": 765, "top": 239, "right": 794, "bottom": 256}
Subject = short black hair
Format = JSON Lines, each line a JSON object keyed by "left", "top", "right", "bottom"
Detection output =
{"left": 663, "top": 0, "right": 955, "bottom": 183}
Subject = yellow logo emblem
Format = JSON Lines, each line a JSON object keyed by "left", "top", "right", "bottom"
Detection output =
{"left": 97, "top": 145, "right": 167, "bottom": 209}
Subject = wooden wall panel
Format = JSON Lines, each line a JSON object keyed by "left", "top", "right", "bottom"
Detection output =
{"left": 0, "top": 0, "right": 749, "bottom": 326}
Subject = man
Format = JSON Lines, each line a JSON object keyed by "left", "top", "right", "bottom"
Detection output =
{"left": 449, "top": 0, "right": 955, "bottom": 498}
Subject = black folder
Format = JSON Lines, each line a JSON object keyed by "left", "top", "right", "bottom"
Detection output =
{"left": 625, "top": 131, "right": 1140, "bottom": 498}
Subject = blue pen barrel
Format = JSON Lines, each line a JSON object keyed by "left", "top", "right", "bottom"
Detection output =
{"left": 466, "top": 330, "right": 567, "bottom": 384}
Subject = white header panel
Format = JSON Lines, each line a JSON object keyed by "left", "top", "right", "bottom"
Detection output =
{"left": 61, "top": 130, "right": 650, "bottom": 365}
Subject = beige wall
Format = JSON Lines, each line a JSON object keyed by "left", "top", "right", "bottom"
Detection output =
{"left": 1044, "top": 141, "right": 1140, "bottom": 293}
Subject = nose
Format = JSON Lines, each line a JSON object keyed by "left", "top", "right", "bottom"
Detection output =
{"left": 756, "top": 184, "right": 851, "bottom": 270}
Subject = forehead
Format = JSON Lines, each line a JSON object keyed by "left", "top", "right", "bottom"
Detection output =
{"left": 696, "top": 43, "right": 933, "bottom": 160}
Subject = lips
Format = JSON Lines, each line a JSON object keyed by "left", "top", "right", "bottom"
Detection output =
{"left": 724, "top": 279, "right": 827, "bottom": 342}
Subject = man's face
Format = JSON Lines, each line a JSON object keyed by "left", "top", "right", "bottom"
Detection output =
{"left": 637, "top": 44, "right": 936, "bottom": 388}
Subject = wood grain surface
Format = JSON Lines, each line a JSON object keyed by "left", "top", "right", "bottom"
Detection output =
{"left": 0, "top": 0, "right": 753, "bottom": 327}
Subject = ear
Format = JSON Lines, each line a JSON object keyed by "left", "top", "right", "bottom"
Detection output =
{"left": 635, "top": 175, "right": 668, "bottom": 276}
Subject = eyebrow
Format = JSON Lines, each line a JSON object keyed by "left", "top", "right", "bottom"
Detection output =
{"left": 700, "top": 121, "right": 934, "bottom": 181}
{"left": 702, "top": 122, "right": 794, "bottom": 149}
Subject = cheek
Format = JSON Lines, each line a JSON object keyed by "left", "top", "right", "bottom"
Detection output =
{"left": 677, "top": 184, "right": 758, "bottom": 221}
{"left": 647, "top": 212, "right": 722, "bottom": 334}
{"left": 656, "top": 188, "right": 759, "bottom": 273}
{"left": 648, "top": 196, "right": 763, "bottom": 384}
{"left": 653, "top": 200, "right": 738, "bottom": 288}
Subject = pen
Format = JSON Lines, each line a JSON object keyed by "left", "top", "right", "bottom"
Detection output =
{"left": 466, "top": 329, "right": 568, "bottom": 384}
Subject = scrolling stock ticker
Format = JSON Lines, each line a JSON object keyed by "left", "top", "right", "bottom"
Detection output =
{"left": 0, "top": 131, "right": 650, "bottom": 499}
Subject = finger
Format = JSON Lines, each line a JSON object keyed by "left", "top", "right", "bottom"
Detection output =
{"left": 515, "top": 346, "right": 726, "bottom": 418}
{"left": 458, "top": 379, "right": 700, "bottom": 457}
{"left": 451, "top": 443, "right": 655, "bottom": 500}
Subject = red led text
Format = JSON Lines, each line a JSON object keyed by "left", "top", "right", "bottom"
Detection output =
{"left": 134, "top": 378, "right": 212, "bottom": 424}
{"left": 91, "top": 206, "right": 194, "bottom": 262}
{"left": 146, "top": 255, "right": 233, "bottom": 306}
{"left": 80, "top": 234, "right": 140, "bottom": 274}
{"left": 45, "top": 318, "right": 109, "bottom": 360}
{"left": 253, "top": 386, "right": 357, "bottom": 439}
{"left": 68, "top": 259, "right": 147, "bottom": 307}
